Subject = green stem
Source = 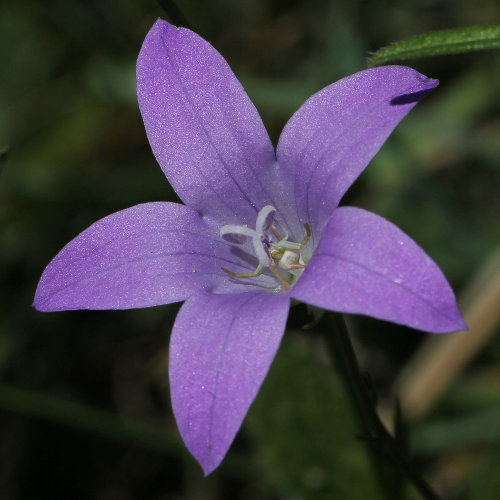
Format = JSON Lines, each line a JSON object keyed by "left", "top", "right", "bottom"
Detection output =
{"left": 322, "top": 313, "right": 441, "bottom": 500}
{"left": 325, "top": 314, "right": 400, "bottom": 500}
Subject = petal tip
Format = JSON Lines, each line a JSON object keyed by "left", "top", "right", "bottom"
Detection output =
{"left": 422, "top": 307, "right": 467, "bottom": 334}
{"left": 442, "top": 316, "right": 468, "bottom": 334}
{"left": 185, "top": 439, "right": 226, "bottom": 477}
{"left": 32, "top": 299, "right": 44, "bottom": 312}
{"left": 32, "top": 287, "right": 49, "bottom": 312}
{"left": 200, "top": 457, "right": 221, "bottom": 477}
{"left": 32, "top": 292, "right": 63, "bottom": 313}
{"left": 390, "top": 71, "right": 439, "bottom": 105}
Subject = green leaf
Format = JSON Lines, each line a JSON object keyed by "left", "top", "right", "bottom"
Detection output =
{"left": 367, "top": 25, "right": 500, "bottom": 67}
{"left": 0, "top": 383, "right": 181, "bottom": 456}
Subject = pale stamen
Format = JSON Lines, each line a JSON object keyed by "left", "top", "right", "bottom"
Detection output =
{"left": 220, "top": 206, "right": 310, "bottom": 288}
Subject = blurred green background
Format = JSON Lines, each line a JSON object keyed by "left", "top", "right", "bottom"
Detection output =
{"left": 1, "top": 1, "right": 499, "bottom": 499}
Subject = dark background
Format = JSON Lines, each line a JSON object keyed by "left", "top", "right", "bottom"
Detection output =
{"left": 1, "top": 1, "right": 499, "bottom": 498}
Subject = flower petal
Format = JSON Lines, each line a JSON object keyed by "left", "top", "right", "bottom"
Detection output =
{"left": 137, "top": 19, "right": 279, "bottom": 226}
{"left": 169, "top": 289, "right": 290, "bottom": 474}
{"left": 277, "top": 66, "right": 438, "bottom": 242}
{"left": 291, "top": 207, "right": 466, "bottom": 333}
{"left": 33, "top": 202, "right": 246, "bottom": 311}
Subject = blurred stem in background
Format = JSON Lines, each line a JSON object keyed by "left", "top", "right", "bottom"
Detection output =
{"left": 157, "top": 0, "right": 192, "bottom": 29}
{"left": 0, "top": 146, "right": 10, "bottom": 176}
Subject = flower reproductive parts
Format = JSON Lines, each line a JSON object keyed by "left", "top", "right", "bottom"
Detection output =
{"left": 220, "top": 205, "right": 310, "bottom": 290}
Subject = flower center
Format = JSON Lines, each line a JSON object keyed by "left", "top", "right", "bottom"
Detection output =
{"left": 219, "top": 206, "right": 310, "bottom": 290}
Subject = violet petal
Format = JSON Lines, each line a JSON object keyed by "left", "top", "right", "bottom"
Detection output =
{"left": 137, "top": 19, "right": 279, "bottom": 226}
{"left": 34, "top": 202, "right": 243, "bottom": 311}
{"left": 277, "top": 66, "right": 438, "bottom": 242}
{"left": 169, "top": 289, "right": 290, "bottom": 474}
{"left": 291, "top": 207, "right": 466, "bottom": 333}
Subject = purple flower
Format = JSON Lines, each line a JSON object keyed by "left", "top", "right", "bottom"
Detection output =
{"left": 34, "top": 19, "right": 466, "bottom": 475}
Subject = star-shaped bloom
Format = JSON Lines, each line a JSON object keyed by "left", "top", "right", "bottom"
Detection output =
{"left": 34, "top": 19, "right": 466, "bottom": 474}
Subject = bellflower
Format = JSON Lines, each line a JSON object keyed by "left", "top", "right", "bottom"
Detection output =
{"left": 34, "top": 19, "right": 466, "bottom": 474}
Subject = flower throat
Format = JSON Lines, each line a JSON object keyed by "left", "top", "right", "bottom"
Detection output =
{"left": 220, "top": 206, "right": 310, "bottom": 290}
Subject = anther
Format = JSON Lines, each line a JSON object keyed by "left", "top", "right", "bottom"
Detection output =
{"left": 220, "top": 206, "right": 310, "bottom": 288}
